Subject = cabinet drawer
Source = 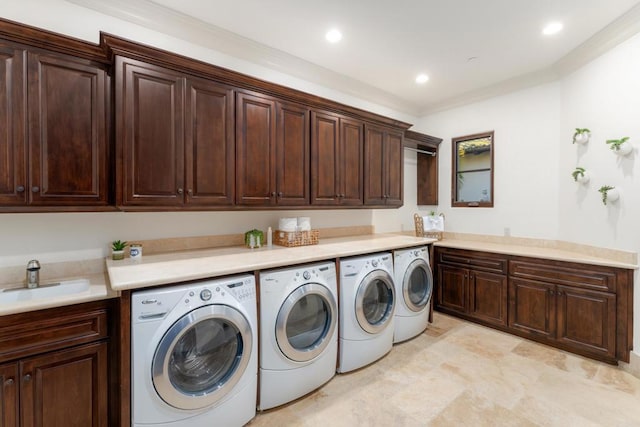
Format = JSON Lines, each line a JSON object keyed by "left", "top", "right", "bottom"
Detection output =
{"left": 509, "top": 258, "right": 617, "bottom": 292}
{"left": 437, "top": 248, "right": 507, "bottom": 274}
{"left": 0, "top": 301, "right": 110, "bottom": 363}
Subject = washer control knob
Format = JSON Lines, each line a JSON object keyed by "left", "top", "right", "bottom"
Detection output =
{"left": 303, "top": 271, "right": 311, "bottom": 280}
{"left": 414, "top": 250, "right": 419, "bottom": 256}
{"left": 200, "top": 289, "right": 212, "bottom": 301}
{"left": 372, "top": 260, "right": 379, "bottom": 267}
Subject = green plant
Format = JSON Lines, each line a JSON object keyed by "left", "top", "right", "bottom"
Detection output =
{"left": 571, "top": 167, "right": 586, "bottom": 182}
{"left": 606, "top": 137, "right": 629, "bottom": 151}
{"left": 572, "top": 128, "right": 590, "bottom": 144}
{"left": 598, "top": 185, "right": 614, "bottom": 205}
{"left": 111, "top": 240, "right": 128, "bottom": 251}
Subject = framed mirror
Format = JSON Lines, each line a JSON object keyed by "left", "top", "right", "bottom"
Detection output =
{"left": 451, "top": 131, "right": 494, "bottom": 207}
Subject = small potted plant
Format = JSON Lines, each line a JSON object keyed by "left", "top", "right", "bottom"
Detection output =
{"left": 598, "top": 185, "right": 619, "bottom": 205}
{"left": 111, "top": 240, "right": 128, "bottom": 260}
{"left": 572, "top": 128, "right": 591, "bottom": 144}
{"left": 571, "top": 167, "right": 589, "bottom": 183}
{"left": 606, "top": 137, "right": 632, "bottom": 156}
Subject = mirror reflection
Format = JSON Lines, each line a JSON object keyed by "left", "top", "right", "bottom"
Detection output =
{"left": 452, "top": 131, "right": 494, "bottom": 207}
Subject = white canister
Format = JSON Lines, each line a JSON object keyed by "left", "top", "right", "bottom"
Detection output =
{"left": 279, "top": 217, "right": 297, "bottom": 232}
{"left": 297, "top": 217, "right": 311, "bottom": 231}
{"left": 130, "top": 244, "right": 143, "bottom": 260}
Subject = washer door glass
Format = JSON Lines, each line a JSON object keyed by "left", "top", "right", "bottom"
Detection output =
{"left": 355, "top": 270, "right": 395, "bottom": 334}
{"left": 276, "top": 283, "right": 337, "bottom": 363}
{"left": 152, "top": 305, "right": 252, "bottom": 410}
{"left": 403, "top": 259, "right": 433, "bottom": 312}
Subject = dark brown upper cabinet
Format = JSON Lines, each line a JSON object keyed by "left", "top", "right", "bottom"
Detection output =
{"left": 364, "top": 124, "right": 403, "bottom": 206}
{"left": 452, "top": 131, "right": 494, "bottom": 207}
{"left": 276, "top": 101, "right": 310, "bottom": 206}
{"left": 117, "top": 58, "right": 234, "bottom": 208}
{"left": 0, "top": 42, "right": 109, "bottom": 209}
{"left": 311, "top": 111, "right": 364, "bottom": 206}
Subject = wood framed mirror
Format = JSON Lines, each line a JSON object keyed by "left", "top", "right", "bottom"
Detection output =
{"left": 451, "top": 131, "right": 494, "bottom": 207}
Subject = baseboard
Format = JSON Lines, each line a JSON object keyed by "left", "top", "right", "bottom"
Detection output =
{"left": 620, "top": 350, "right": 640, "bottom": 379}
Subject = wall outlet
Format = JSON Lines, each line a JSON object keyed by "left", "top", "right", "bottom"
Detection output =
{"left": 504, "top": 227, "right": 511, "bottom": 237}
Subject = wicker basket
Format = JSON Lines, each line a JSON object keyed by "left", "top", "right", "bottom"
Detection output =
{"left": 413, "top": 213, "right": 443, "bottom": 240}
{"left": 274, "top": 229, "right": 319, "bottom": 247}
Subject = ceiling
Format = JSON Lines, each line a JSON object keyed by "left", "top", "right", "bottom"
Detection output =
{"left": 71, "top": 0, "right": 640, "bottom": 115}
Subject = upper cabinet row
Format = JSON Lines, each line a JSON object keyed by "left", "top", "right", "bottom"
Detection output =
{"left": 0, "top": 20, "right": 412, "bottom": 212}
{"left": 115, "top": 57, "right": 405, "bottom": 210}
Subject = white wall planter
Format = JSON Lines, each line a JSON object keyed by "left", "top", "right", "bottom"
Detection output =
{"left": 575, "top": 171, "right": 590, "bottom": 184}
{"left": 599, "top": 187, "right": 620, "bottom": 205}
{"left": 615, "top": 141, "right": 633, "bottom": 156}
{"left": 573, "top": 132, "right": 590, "bottom": 144}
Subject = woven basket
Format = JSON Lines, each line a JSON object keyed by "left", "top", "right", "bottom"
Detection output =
{"left": 413, "top": 213, "right": 443, "bottom": 240}
{"left": 274, "top": 229, "right": 319, "bottom": 247}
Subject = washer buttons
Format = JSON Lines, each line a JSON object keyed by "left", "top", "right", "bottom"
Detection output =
{"left": 303, "top": 271, "right": 311, "bottom": 280}
{"left": 372, "top": 260, "right": 379, "bottom": 267}
{"left": 200, "top": 289, "right": 212, "bottom": 301}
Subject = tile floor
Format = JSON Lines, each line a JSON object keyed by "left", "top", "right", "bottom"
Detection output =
{"left": 248, "top": 313, "right": 640, "bottom": 426}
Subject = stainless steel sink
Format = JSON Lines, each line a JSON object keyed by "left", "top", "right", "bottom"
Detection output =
{"left": 0, "top": 279, "right": 90, "bottom": 304}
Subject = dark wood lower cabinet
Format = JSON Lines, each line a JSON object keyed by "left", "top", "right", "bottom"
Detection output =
{"left": 0, "top": 300, "right": 115, "bottom": 427}
{"left": 435, "top": 247, "right": 633, "bottom": 364}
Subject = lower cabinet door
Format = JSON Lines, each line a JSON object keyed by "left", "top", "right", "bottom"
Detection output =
{"left": 20, "top": 342, "right": 108, "bottom": 427}
{"left": 468, "top": 270, "right": 507, "bottom": 327}
{"left": 556, "top": 286, "right": 616, "bottom": 359}
{"left": 509, "top": 278, "right": 556, "bottom": 339}
{"left": 437, "top": 265, "right": 467, "bottom": 315}
{"left": 0, "top": 363, "right": 18, "bottom": 427}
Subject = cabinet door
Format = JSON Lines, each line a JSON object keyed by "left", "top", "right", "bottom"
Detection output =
{"left": 436, "top": 265, "right": 467, "bottom": 314}
{"left": 509, "top": 278, "right": 556, "bottom": 339}
{"left": 276, "top": 101, "right": 309, "bottom": 205}
{"left": 20, "top": 342, "right": 108, "bottom": 427}
{"left": 556, "top": 286, "right": 616, "bottom": 359}
{"left": 0, "top": 45, "right": 26, "bottom": 206}
{"left": 310, "top": 111, "right": 340, "bottom": 205}
{"left": 185, "top": 77, "right": 234, "bottom": 206}
{"left": 0, "top": 363, "right": 18, "bottom": 427}
{"left": 469, "top": 270, "right": 507, "bottom": 327}
{"left": 384, "top": 129, "right": 403, "bottom": 206}
{"left": 119, "top": 58, "right": 185, "bottom": 206}
{"left": 340, "top": 117, "right": 364, "bottom": 206}
{"left": 236, "top": 92, "right": 276, "bottom": 205}
{"left": 363, "top": 125, "right": 386, "bottom": 205}
{"left": 28, "top": 52, "right": 108, "bottom": 205}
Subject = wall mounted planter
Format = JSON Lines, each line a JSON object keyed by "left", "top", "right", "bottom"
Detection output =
{"left": 572, "top": 128, "right": 591, "bottom": 144}
{"left": 606, "top": 137, "right": 632, "bottom": 156}
{"left": 571, "top": 167, "right": 589, "bottom": 184}
{"left": 598, "top": 186, "right": 619, "bottom": 205}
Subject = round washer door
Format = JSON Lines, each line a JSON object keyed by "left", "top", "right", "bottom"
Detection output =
{"left": 275, "top": 283, "right": 337, "bottom": 362}
{"left": 355, "top": 270, "right": 395, "bottom": 334}
{"left": 152, "top": 304, "right": 252, "bottom": 410}
{"left": 402, "top": 259, "right": 433, "bottom": 312}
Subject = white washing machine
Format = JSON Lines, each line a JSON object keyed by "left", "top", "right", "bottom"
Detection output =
{"left": 259, "top": 261, "right": 338, "bottom": 410}
{"left": 131, "top": 274, "right": 257, "bottom": 427}
{"left": 338, "top": 252, "right": 395, "bottom": 373}
{"left": 393, "top": 246, "right": 433, "bottom": 343}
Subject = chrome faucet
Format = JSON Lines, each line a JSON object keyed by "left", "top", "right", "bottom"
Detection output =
{"left": 26, "top": 260, "right": 41, "bottom": 289}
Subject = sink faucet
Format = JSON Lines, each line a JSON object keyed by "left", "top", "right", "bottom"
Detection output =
{"left": 26, "top": 260, "right": 41, "bottom": 289}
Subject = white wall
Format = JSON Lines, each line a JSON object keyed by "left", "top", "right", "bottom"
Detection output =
{"left": 408, "top": 82, "right": 562, "bottom": 239}
{"left": 0, "top": 0, "right": 414, "bottom": 267}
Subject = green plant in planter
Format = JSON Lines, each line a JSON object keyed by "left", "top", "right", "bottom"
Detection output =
{"left": 598, "top": 185, "right": 614, "bottom": 205}
{"left": 572, "top": 128, "right": 590, "bottom": 144}
{"left": 606, "top": 137, "right": 629, "bottom": 151}
{"left": 112, "top": 240, "right": 128, "bottom": 251}
{"left": 571, "top": 167, "right": 586, "bottom": 182}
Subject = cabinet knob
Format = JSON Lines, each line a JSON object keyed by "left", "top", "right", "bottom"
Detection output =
{"left": 5, "top": 378, "right": 14, "bottom": 386}
{"left": 271, "top": 192, "right": 276, "bottom": 197}
{"left": 187, "top": 189, "right": 193, "bottom": 196}
{"left": 177, "top": 188, "right": 184, "bottom": 195}
{"left": 31, "top": 186, "right": 40, "bottom": 193}
{"left": 278, "top": 192, "right": 283, "bottom": 197}
{"left": 549, "top": 290, "right": 555, "bottom": 296}
{"left": 23, "top": 374, "right": 31, "bottom": 382}
{"left": 16, "top": 185, "right": 25, "bottom": 193}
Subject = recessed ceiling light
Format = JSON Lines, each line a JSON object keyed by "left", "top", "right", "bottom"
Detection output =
{"left": 325, "top": 29, "right": 342, "bottom": 43}
{"left": 542, "top": 21, "right": 563, "bottom": 36}
{"left": 415, "top": 74, "right": 429, "bottom": 84}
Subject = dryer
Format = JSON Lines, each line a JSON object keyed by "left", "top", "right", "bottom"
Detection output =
{"left": 259, "top": 261, "right": 338, "bottom": 410}
{"left": 393, "top": 246, "right": 433, "bottom": 343}
{"left": 131, "top": 274, "right": 257, "bottom": 427}
{"left": 338, "top": 252, "right": 395, "bottom": 373}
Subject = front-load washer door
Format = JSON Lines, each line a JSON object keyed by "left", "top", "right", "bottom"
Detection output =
{"left": 403, "top": 259, "right": 433, "bottom": 312}
{"left": 356, "top": 270, "right": 395, "bottom": 334}
{"left": 152, "top": 304, "right": 252, "bottom": 410}
{"left": 275, "top": 283, "right": 337, "bottom": 362}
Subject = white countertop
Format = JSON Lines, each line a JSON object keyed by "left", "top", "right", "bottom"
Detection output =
{"left": 106, "top": 233, "right": 437, "bottom": 291}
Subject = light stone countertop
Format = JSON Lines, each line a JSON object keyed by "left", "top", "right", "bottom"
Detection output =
{"left": 106, "top": 233, "right": 437, "bottom": 291}
{"left": 0, "top": 271, "right": 118, "bottom": 316}
{"left": 434, "top": 239, "right": 638, "bottom": 270}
